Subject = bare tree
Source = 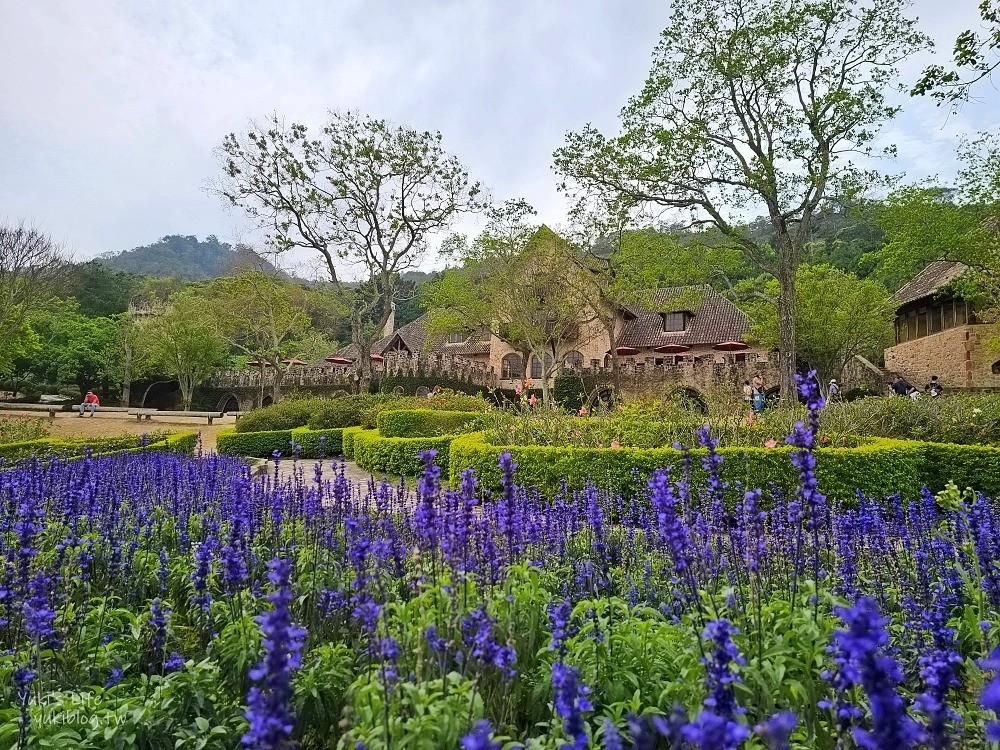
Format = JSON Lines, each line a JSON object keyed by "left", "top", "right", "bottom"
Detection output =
{"left": 0, "top": 221, "right": 67, "bottom": 374}
{"left": 213, "top": 111, "right": 484, "bottom": 392}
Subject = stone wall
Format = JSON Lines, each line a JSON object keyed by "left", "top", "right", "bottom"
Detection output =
{"left": 884, "top": 324, "right": 1000, "bottom": 390}
{"left": 202, "top": 350, "right": 782, "bottom": 410}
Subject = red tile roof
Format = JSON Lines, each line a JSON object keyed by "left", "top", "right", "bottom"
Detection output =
{"left": 616, "top": 286, "right": 750, "bottom": 348}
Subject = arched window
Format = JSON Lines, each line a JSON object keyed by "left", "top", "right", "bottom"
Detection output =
{"left": 992, "top": 361, "right": 1000, "bottom": 375}
{"left": 500, "top": 353, "right": 523, "bottom": 379}
{"left": 530, "top": 353, "right": 554, "bottom": 379}
{"left": 563, "top": 350, "right": 584, "bottom": 369}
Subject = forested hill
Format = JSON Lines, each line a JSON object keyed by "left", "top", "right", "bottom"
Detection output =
{"left": 97, "top": 235, "right": 278, "bottom": 280}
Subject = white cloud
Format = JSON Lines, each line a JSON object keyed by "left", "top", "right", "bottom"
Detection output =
{"left": 0, "top": 0, "right": 996, "bottom": 263}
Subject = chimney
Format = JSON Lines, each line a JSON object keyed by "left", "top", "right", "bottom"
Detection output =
{"left": 382, "top": 301, "right": 395, "bottom": 337}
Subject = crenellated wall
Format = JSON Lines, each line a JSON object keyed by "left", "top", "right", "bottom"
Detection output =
{"left": 202, "top": 350, "right": 785, "bottom": 411}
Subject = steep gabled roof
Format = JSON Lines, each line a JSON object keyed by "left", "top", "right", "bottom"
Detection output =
{"left": 616, "top": 286, "right": 750, "bottom": 348}
{"left": 330, "top": 311, "right": 490, "bottom": 361}
{"left": 890, "top": 260, "right": 968, "bottom": 307}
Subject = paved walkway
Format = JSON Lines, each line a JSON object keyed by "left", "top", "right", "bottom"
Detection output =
{"left": 251, "top": 457, "right": 396, "bottom": 487}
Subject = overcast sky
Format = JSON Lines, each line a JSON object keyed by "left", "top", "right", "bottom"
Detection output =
{"left": 1, "top": 0, "right": 997, "bottom": 273}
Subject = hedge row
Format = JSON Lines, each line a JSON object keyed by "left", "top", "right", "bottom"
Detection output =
{"left": 0, "top": 432, "right": 199, "bottom": 463}
{"left": 376, "top": 409, "right": 480, "bottom": 438}
{"left": 353, "top": 429, "right": 458, "bottom": 476}
{"left": 342, "top": 426, "right": 365, "bottom": 459}
{"left": 216, "top": 427, "right": 344, "bottom": 458}
{"left": 446, "top": 432, "right": 998, "bottom": 504}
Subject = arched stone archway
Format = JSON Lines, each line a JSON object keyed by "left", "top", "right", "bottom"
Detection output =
{"left": 672, "top": 387, "right": 708, "bottom": 415}
{"left": 584, "top": 386, "right": 616, "bottom": 412}
{"left": 217, "top": 393, "right": 241, "bottom": 414}
{"left": 261, "top": 395, "right": 274, "bottom": 408}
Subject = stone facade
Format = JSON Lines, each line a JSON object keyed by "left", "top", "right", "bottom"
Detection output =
{"left": 884, "top": 324, "right": 1000, "bottom": 390}
{"left": 204, "top": 349, "right": 781, "bottom": 411}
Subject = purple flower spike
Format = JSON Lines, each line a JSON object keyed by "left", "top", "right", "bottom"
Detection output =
{"left": 242, "top": 557, "right": 307, "bottom": 750}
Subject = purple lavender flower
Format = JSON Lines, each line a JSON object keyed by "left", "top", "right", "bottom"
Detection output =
{"left": 243, "top": 557, "right": 307, "bottom": 750}
{"left": 461, "top": 720, "right": 501, "bottom": 750}
{"left": 756, "top": 712, "right": 796, "bottom": 750}
{"left": 190, "top": 536, "right": 215, "bottom": 614}
{"left": 832, "top": 597, "right": 922, "bottom": 750}
{"left": 552, "top": 661, "right": 592, "bottom": 750}
{"left": 979, "top": 646, "right": 1000, "bottom": 742}
{"left": 149, "top": 597, "right": 167, "bottom": 671}
{"left": 701, "top": 619, "right": 745, "bottom": 719}
{"left": 14, "top": 666, "right": 34, "bottom": 748}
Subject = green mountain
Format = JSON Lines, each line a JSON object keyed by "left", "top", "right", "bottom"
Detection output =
{"left": 97, "top": 235, "right": 279, "bottom": 280}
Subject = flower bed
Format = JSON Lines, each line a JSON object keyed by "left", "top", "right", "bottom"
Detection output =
{"left": 0, "top": 415, "right": 49, "bottom": 443}
{"left": 3, "top": 377, "right": 1000, "bottom": 747}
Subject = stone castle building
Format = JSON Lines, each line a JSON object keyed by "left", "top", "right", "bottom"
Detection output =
{"left": 206, "top": 285, "right": 778, "bottom": 410}
{"left": 883, "top": 260, "right": 1000, "bottom": 391}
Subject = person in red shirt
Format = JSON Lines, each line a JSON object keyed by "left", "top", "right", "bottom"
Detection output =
{"left": 79, "top": 389, "right": 100, "bottom": 416}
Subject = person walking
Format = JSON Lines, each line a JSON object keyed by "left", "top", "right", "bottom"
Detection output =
{"left": 79, "top": 389, "right": 100, "bottom": 417}
{"left": 828, "top": 378, "right": 841, "bottom": 400}
{"left": 751, "top": 374, "right": 765, "bottom": 413}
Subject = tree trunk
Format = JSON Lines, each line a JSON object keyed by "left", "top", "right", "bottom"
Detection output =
{"left": 122, "top": 335, "right": 133, "bottom": 407}
{"left": 776, "top": 265, "right": 797, "bottom": 401}
{"left": 272, "top": 368, "right": 284, "bottom": 403}
{"left": 180, "top": 374, "right": 193, "bottom": 411}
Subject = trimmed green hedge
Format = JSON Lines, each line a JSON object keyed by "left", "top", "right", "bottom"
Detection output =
{"left": 353, "top": 429, "right": 458, "bottom": 476}
{"left": 342, "top": 426, "right": 365, "bottom": 459}
{"left": 0, "top": 431, "right": 199, "bottom": 463}
{"left": 376, "top": 409, "right": 480, "bottom": 438}
{"left": 445, "top": 432, "right": 991, "bottom": 504}
{"left": 217, "top": 427, "right": 345, "bottom": 459}
{"left": 217, "top": 429, "right": 294, "bottom": 458}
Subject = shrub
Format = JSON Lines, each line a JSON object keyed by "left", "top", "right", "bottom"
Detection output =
{"left": 342, "top": 426, "right": 365, "bottom": 459}
{"left": 353, "top": 429, "right": 458, "bottom": 475}
{"left": 448, "top": 432, "right": 936, "bottom": 504}
{"left": 309, "top": 393, "right": 488, "bottom": 431}
{"left": 0, "top": 415, "right": 50, "bottom": 443}
{"left": 217, "top": 429, "right": 294, "bottom": 457}
{"left": 377, "top": 409, "right": 481, "bottom": 438}
{"left": 290, "top": 427, "right": 343, "bottom": 458}
{"left": 0, "top": 431, "right": 198, "bottom": 463}
{"left": 234, "top": 398, "right": 328, "bottom": 433}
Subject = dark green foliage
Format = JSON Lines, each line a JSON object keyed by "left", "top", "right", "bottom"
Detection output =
{"left": 353, "top": 429, "right": 457, "bottom": 475}
{"left": 59, "top": 261, "right": 146, "bottom": 317}
{"left": 0, "top": 431, "right": 197, "bottom": 462}
{"left": 376, "top": 409, "right": 480, "bottom": 438}
{"left": 97, "top": 235, "right": 279, "bottom": 281}
{"left": 234, "top": 399, "right": 329, "bottom": 434}
{"left": 289, "top": 427, "right": 344, "bottom": 458}
{"left": 306, "top": 395, "right": 391, "bottom": 430}
{"left": 446, "top": 432, "right": 994, "bottom": 502}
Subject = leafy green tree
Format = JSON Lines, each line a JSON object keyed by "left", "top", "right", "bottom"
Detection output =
{"left": 22, "top": 300, "right": 118, "bottom": 397}
{"left": 58, "top": 261, "right": 145, "bottom": 316}
{"left": 214, "top": 111, "right": 484, "bottom": 392}
{"left": 140, "top": 294, "right": 228, "bottom": 410}
{"left": 203, "top": 270, "right": 335, "bottom": 404}
{"left": 869, "top": 134, "right": 1000, "bottom": 292}
{"left": 97, "top": 235, "right": 277, "bottom": 280}
{"left": 913, "top": 0, "right": 1000, "bottom": 108}
{"left": 748, "top": 264, "right": 894, "bottom": 387}
{"left": 0, "top": 221, "right": 66, "bottom": 377}
{"left": 553, "top": 0, "right": 929, "bottom": 399}
{"left": 101, "top": 313, "right": 156, "bottom": 407}
{"left": 429, "top": 202, "right": 603, "bottom": 407}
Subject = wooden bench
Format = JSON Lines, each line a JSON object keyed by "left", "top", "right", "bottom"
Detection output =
{"left": 230, "top": 411, "right": 246, "bottom": 420}
{"left": 0, "top": 402, "right": 59, "bottom": 418}
{"left": 128, "top": 409, "right": 224, "bottom": 425}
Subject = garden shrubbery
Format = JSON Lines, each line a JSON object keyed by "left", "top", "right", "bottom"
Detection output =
{"left": 235, "top": 393, "right": 488, "bottom": 433}
{"left": 0, "top": 415, "right": 50, "bottom": 443}
{"left": 0, "top": 431, "right": 198, "bottom": 462}
{"left": 376, "top": 408, "right": 481, "bottom": 437}
{"left": 352, "top": 429, "right": 457, "bottom": 474}
{"left": 217, "top": 427, "right": 344, "bottom": 458}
